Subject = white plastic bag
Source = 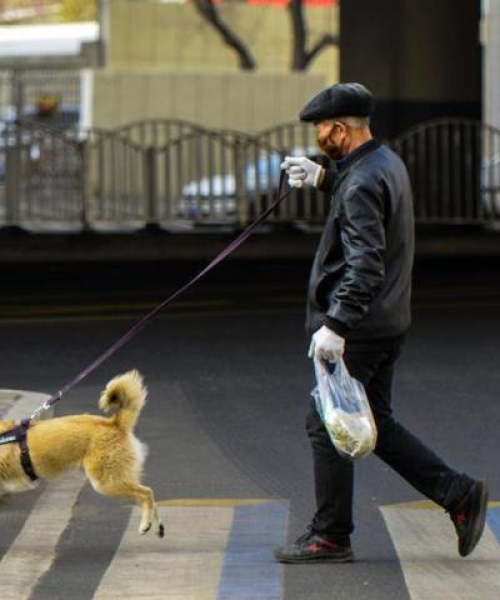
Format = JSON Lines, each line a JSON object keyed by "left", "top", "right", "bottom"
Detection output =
{"left": 312, "top": 358, "right": 377, "bottom": 460}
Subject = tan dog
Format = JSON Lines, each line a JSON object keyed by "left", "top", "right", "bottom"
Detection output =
{"left": 0, "top": 370, "right": 164, "bottom": 538}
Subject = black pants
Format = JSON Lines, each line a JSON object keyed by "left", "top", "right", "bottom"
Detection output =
{"left": 306, "top": 339, "right": 473, "bottom": 539}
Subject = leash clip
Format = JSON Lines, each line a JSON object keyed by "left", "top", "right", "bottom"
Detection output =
{"left": 30, "top": 394, "right": 58, "bottom": 421}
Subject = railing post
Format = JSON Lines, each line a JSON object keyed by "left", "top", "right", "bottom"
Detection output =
{"left": 80, "top": 138, "right": 93, "bottom": 230}
{"left": 4, "top": 72, "right": 25, "bottom": 226}
{"left": 144, "top": 145, "right": 158, "bottom": 226}
{"left": 4, "top": 144, "right": 20, "bottom": 225}
{"left": 234, "top": 138, "right": 248, "bottom": 226}
{"left": 12, "top": 69, "right": 23, "bottom": 122}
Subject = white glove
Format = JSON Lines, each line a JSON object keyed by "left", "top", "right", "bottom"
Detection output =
{"left": 308, "top": 325, "right": 345, "bottom": 363}
{"left": 280, "top": 156, "right": 323, "bottom": 189}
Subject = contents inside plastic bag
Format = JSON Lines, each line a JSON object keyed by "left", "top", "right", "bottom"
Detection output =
{"left": 312, "top": 358, "right": 377, "bottom": 460}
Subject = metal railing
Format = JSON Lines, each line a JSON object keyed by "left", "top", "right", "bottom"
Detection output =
{"left": 0, "top": 117, "right": 498, "bottom": 230}
{"left": 0, "top": 120, "right": 83, "bottom": 226}
{"left": 390, "top": 118, "right": 490, "bottom": 224}
{"left": 84, "top": 129, "right": 146, "bottom": 224}
{"left": 86, "top": 120, "right": 331, "bottom": 227}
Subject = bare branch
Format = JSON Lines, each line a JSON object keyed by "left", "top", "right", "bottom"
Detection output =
{"left": 193, "top": 0, "right": 257, "bottom": 71}
{"left": 304, "top": 33, "right": 339, "bottom": 69}
{"left": 288, "top": 0, "right": 307, "bottom": 70}
{"left": 288, "top": 0, "right": 338, "bottom": 71}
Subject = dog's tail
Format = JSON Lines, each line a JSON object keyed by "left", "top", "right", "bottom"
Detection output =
{"left": 99, "top": 370, "right": 147, "bottom": 431}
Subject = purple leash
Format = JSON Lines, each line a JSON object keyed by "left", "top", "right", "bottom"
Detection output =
{"left": 29, "top": 172, "right": 292, "bottom": 420}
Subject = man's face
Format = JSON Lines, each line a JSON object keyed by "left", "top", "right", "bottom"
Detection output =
{"left": 314, "top": 120, "right": 348, "bottom": 160}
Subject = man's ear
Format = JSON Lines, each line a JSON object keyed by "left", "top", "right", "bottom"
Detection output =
{"left": 336, "top": 121, "right": 348, "bottom": 137}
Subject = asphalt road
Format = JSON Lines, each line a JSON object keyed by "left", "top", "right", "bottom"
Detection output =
{"left": 0, "top": 256, "right": 500, "bottom": 600}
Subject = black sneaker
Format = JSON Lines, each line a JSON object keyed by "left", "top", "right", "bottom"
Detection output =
{"left": 274, "top": 529, "right": 354, "bottom": 564}
{"left": 448, "top": 479, "right": 489, "bottom": 557}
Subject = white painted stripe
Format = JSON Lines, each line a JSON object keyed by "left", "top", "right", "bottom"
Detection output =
{"left": 0, "top": 391, "right": 85, "bottom": 600}
{"left": 381, "top": 502, "right": 500, "bottom": 600}
{"left": 94, "top": 506, "right": 234, "bottom": 600}
{"left": 0, "top": 389, "right": 53, "bottom": 421}
{"left": 0, "top": 470, "right": 85, "bottom": 600}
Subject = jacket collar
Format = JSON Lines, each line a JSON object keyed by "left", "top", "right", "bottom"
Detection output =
{"left": 335, "top": 138, "right": 381, "bottom": 172}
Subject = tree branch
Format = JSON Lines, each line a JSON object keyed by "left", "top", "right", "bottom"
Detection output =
{"left": 193, "top": 0, "right": 257, "bottom": 71}
{"left": 304, "top": 32, "right": 339, "bottom": 69}
{"left": 288, "top": 0, "right": 307, "bottom": 70}
{"left": 288, "top": 0, "right": 339, "bottom": 71}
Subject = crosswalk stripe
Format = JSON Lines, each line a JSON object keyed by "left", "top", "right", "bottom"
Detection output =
{"left": 381, "top": 501, "right": 500, "bottom": 600}
{"left": 94, "top": 500, "right": 288, "bottom": 600}
{"left": 0, "top": 471, "right": 85, "bottom": 600}
{"left": 217, "top": 500, "right": 288, "bottom": 600}
{"left": 158, "top": 498, "right": 277, "bottom": 507}
{"left": 94, "top": 505, "right": 234, "bottom": 600}
{"left": 0, "top": 389, "right": 53, "bottom": 421}
{"left": 487, "top": 506, "right": 500, "bottom": 545}
{"left": 0, "top": 391, "right": 85, "bottom": 600}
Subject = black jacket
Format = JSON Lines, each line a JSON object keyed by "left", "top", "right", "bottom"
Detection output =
{"left": 306, "top": 139, "right": 414, "bottom": 343}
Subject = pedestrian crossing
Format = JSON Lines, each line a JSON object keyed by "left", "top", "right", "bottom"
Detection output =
{"left": 381, "top": 501, "right": 500, "bottom": 600}
{"left": 0, "top": 470, "right": 85, "bottom": 600}
{"left": 2, "top": 391, "right": 500, "bottom": 599}
{"left": 95, "top": 504, "right": 233, "bottom": 600}
{"left": 93, "top": 500, "right": 288, "bottom": 600}
{"left": 0, "top": 391, "right": 289, "bottom": 599}
{"left": 0, "top": 390, "right": 86, "bottom": 600}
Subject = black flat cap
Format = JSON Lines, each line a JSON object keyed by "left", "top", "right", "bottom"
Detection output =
{"left": 299, "top": 82, "right": 374, "bottom": 122}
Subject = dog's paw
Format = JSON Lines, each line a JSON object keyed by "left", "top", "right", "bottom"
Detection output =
{"left": 139, "top": 523, "right": 151, "bottom": 535}
{"left": 157, "top": 523, "right": 165, "bottom": 539}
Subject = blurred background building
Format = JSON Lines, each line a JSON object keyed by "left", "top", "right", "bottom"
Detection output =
{"left": 0, "top": 0, "right": 497, "bottom": 256}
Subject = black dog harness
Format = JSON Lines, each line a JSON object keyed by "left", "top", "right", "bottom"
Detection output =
{"left": 0, "top": 419, "right": 38, "bottom": 482}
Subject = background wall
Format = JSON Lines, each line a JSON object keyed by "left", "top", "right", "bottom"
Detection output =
{"left": 107, "top": 0, "right": 339, "bottom": 82}
{"left": 89, "top": 69, "right": 326, "bottom": 132}
{"left": 483, "top": 0, "right": 500, "bottom": 131}
{"left": 88, "top": 0, "right": 338, "bottom": 132}
{"left": 340, "top": 0, "right": 481, "bottom": 139}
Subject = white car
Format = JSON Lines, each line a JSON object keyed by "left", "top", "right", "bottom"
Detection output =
{"left": 177, "top": 149, "right": 323, "bottom": 219}
{"left": 481, "top": 155, "right": 500, "bottom": 216}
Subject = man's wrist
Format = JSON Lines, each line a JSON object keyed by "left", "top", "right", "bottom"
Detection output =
{"left": 324, "top": 317, "right": 350, "bottom": 337}
{"left": 318, "top": 167, "right": 338, "bottom": 193}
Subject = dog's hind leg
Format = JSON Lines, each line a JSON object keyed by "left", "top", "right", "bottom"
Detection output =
{"left": 90, "top": 477, "right": 165, "bottom": 538}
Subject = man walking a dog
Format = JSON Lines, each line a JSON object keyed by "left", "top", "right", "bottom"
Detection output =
{"left": 275, "top": 83, "right": 488, "bottom": 563}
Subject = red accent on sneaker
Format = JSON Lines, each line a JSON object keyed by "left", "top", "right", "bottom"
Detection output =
{"left": 308, "top": 540, "right": 338, "bottom": 552}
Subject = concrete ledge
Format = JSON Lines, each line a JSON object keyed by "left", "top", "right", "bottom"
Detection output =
{"left": 0, "top": 228, "right": 318, "bottom": 263}
{"left": 0, "top": 225, "right": 499, "bottom": 263}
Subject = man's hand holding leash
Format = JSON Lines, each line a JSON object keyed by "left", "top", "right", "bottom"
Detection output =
{"left": 281, "top": 156, "right": 325, "bottom": 189}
